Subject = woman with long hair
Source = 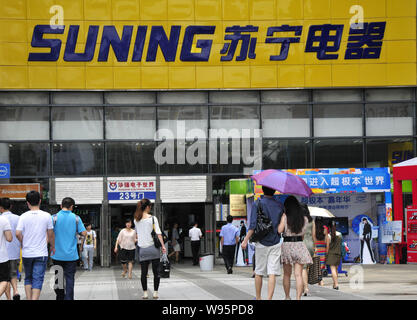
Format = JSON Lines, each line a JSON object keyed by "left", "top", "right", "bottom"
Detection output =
{"left": 300, "top": 204, "right": 314, "bottom": 296}
{"left": 278, "top": 196, "right": 313, "bottom": 300}
{"left": 326, "top": 220, "right": 342, "bottom": 290}
{"left": 312, "top": 216, "right": 328, "bottom": 286}
{"left": 114, "top": 218, "right": 137, "bottom": 279}
{"left": 134, "top": 199, "right": 166, "bottom": 299}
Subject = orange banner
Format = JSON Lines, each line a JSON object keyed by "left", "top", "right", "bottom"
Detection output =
{"left": 0, "top": 184, "right": 40, "bottom": 199}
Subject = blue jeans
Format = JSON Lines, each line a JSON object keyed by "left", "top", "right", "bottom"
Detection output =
{"left": 52, "top": 260, "right": 77, "bottom": 300}
{"left": 82, "top": 247, "right": 94, "bottom": 270}
{"left": 22, "top": 256, "right": 48, "bottom": 290}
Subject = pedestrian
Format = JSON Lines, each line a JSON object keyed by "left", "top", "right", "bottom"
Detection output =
{"left": 16, "top": 191, "right": 55, "bottom": 300}
{"left": 0, "top": 198, "right": 22, "bottom": 300}
{"left": 51, "top": 197, "right": 87, "bottom": 300}
{"left": 134, "top": 199, "right": 166, "bottom": 300}
{"left": 114, "top": 218, "right": 137, "bottom": 279}
{"left": 220, "top": 215, "right": 239, "bottom": 274}
{"left": 76, "top": 233, "right": 84, "bottom": 267}
{"left": 82, "top": 223, "right": 97, "bottom": 271}
{"left": 279, "top": 196, "right": 313, "bottom": 301}
{"left": 326, "top": 220, "right": 343, "bottom": 290}
{"left": 0, "top": 211, "right": 12, "bottom": 298}
{"left": 168, "top": 223, "right": 181, "bottom": 264}
{"left": 241, "top": 186, "right": 284, "bottom": 300}
{"left": 300, "top": 203, "right": 314, "bottom": 296}
{"left": 237, "top": 220, "right": 249, "bottom": 265}
{"left": 189, "top": 222, "right": 203, "bottom": 266}
{"left": 312, "top": 217, "right": 328, "bottom": 286}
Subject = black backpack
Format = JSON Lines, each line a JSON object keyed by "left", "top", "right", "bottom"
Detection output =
{"left": 250, "top": 200, "right": 273, "bottom": 242}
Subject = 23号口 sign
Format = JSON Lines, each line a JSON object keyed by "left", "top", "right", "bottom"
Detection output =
{"left": 28, "top": 22, "right": 386, "bottom": 63}
{"left": 0, "top": 164, "right": 10, "bottom": 179}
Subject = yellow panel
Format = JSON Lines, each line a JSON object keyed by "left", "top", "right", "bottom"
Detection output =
{"left": 386, "top": 63, "right": 416, "bottom": 86}
{"left": 0, "top": 42, "right": 27, "bottom": 65}
{"left": 223, "top": 66, "right": 250, "bottom": 88}
{"left": 57, "top": 66, "right": 86, "bottom": 89}
{"left": 0, "top": 66, "right": 28, "bottom": 88}
{"left": 250, "top": 66, "right": 277, "bottom": 88}
{"left": 250, "top": 43, "right": 276, "bottom": 66}
{"left": 277, "top": 65, "right": 304, "bottom": 87}
{"left": 0, "top": 20, "right": 27, "bottom": 43}
{"left": 196, "top": 66, "right": 223, "bottom": 88}
{"left": 141, "top": 66, "right": 169, "bottom": 88}
{"left": 305, "top": 64, "right": 332, "bottom": 87}
{"left": 84, "top": 0, "right": 112, "bottom": 21}
{"left": 387, "top": 0, "right": 416, "bottom": 17}
{"left": 359, "top": 64, "right": 387, "bottom": 86}
{"left": 331, "top": 64, "right": 359, "bottom": 87}
{"left": 59, "top": 0, "right": 84, "bottom": 20}
{"left": 0, "top": 0, "right": 27, "bottom": 19}
{"left": 281, "top": 41, "right": 305, "bottom": 65}
{"left": 385, "top": 17, "right": 416, "bottom": 41}
{"left": 140, "top": 0, "right": 168, "bottom": 20}
{"left": 192, "top": 21, "right": 223, "bottom": 44}
{"left": 386, "top": 40, "right": 416, "bottom": 63}
{"left": 330, "top": 0, "right": 356, "bottom": 19}
{"left": 86, "top": 66, "right": 114, "bottom": 89}
{"left": 250, "top": 0, "right": 276, "bottom": 21}
{"left": 167, "top": 0, "right": 194, "bottom": 21}
{"left": 112, "top": 0, "right": 140, "bottom": 21}
{"left": 169, "top": 66, "right": 196, "bottom": 88}
{"left": 27, "top": 0, "right": 55, "bottom": 20}
{"left": 277, "top": 0, "right": 303, "bottom": 20}
{"left": 114, "top": 67, "right": 141, "bottom": 89}
{"left": 222, "top": 0, "right": 249, "bottom": 21}
{"left": 361, "top": 0, "right": 386, "bottom": 18}
{"left": 28, "top": 66, "right": 57, "bottom": 89}
{"left": 195, "top": 0, "right": 222, "bottom": 21}
{"left": 304, "top": 0, "right": 331, "bottom": 20}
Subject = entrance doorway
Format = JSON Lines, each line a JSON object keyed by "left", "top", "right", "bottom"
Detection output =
{"left": 110, "top": 204, "right": 136, "bottom": 265}
{"left": 162, "top": 203, "right": 206, "bottom": 260}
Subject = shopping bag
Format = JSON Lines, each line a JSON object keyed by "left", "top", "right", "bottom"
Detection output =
{"left": 307, "top": 256, "right": 322, "bottom": 285}
{"left": 158, "top": 253, "right": 171, "bottom": 278}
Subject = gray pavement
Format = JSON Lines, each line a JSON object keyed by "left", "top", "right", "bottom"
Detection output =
{"left": 1, "top": 262, "right": 416, "bottom": 300}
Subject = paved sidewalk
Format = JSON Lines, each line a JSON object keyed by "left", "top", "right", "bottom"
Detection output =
{"left": 1, "top": 263, "right": 415, "bottom": 300}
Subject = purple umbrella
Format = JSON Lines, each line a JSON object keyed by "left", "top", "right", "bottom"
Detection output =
{"left": 251, "top": 169, "right": 313, "bottom": 197}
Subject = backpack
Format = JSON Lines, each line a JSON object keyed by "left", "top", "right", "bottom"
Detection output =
{"left": 53, "top": 213, "right": 80, "bottom": 238}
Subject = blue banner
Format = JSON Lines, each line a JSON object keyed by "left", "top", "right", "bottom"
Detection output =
{"left": 108, "top": 191, "right": 156, "bottom": 201}
{"left": 0, "top": 164, "right": 10, "bottom": 179}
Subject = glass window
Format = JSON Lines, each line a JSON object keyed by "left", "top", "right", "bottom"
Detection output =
{"left": 210, "top": 106, "right": 259, "bottom": 138}
{"left": 314, "top": 139, "right": 363, "bottom": 168}
{"left": 365, "top": 88, "right": 414, "bottom": 102}
{"left": 0, "top": 92, "right": 49, "bottom": 105}
{"left": 367, "top": 138, "right": 414, "bottom": 168}
{"left": 262, "top": 105, "right": 310, "bottom": 138}
{"left": 209, "top": 91, "right": 259, "bottom": 103}
{"left": 52, "top": 107, "right": 103, "bottom": 140}
{"left": 158, "top": 91, "right": 207, "bottom": 104}
{"left": 314, "top": 104, "right": 363, "bottom": 137}
{"left": 104, "top": 92, "right": 156, "bottom": 104}
{"left": 0, "top": 143, "right": 49, "bottom": 176}
{"left": 53, "top": 142, "right": 104, "bottom": 176}
{"left": 158, "top": 140, "right": 208, "bottom": 174}
{"left": 52, "top": 92, "right": 103, "bottom": 105}
{"left": 261, "top": 90, "right": 309, "bottom": 103}
{"left": 313, "top": 89, "right": 362, "bottom": 102}
{"left": 263, "top": 140, "right": 311, "bottom": 169}
{"left": 0, "top": 107, "right": 49, "bottom": 140}
{"left": 107, "top": 142, "right": 157, "bottom": 175}
{"left": 105, "top": 107, "right": 155, "bottom": 140}
{"left": 366, "top": 103, "right": 413, "bottom": 136}
{"left": 157, "top": 106, "right": 208, "bottom": 139}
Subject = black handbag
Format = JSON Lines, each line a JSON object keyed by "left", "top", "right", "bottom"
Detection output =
{"left": 250, "top": 200, "right": 273, "bottom": 242}
{"left": 151, "top": 217, "right": 162, "bottom": 248}
{"left": 158, "top": 253, "right": 171, "bottom": 278}
{"left": 307, "top": 256, "right": 322, "bottom": 285}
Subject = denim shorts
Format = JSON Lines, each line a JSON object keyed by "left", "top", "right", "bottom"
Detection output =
{"left": 22, "top": 256, "right": 48, "bottom": 290}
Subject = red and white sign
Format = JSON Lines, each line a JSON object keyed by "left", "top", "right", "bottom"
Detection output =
{"left": 406, "top": 206, "right": 417, "bottom": 263}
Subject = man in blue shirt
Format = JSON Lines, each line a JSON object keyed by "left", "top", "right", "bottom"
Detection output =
{"left": 51, "top": 197, "right": 86, "bottom": 300}
{"left": 219, "top": 216, "right": 239, "bottom": 274}
{"left": 242, "top": 186, "right": 284, "bottom": 300}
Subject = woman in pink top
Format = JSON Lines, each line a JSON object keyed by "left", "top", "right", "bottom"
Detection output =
{"left": 114, "top": 218, "right": 137, "bottom": 279}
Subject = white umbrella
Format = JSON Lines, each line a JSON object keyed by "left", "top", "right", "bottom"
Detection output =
{"left": 307, "top": 206, "right": 335, "bottom": 218}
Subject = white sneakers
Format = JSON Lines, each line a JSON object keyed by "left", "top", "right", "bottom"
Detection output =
{"left": 153, "top": 291, "right": 159, "bottom": 299}
{"left": 142, "top": 291, "right": 159, "bottom": 299}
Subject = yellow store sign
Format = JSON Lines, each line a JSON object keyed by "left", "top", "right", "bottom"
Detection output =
{"left": 0, "top": 0, "right": 415, "bottom": 89}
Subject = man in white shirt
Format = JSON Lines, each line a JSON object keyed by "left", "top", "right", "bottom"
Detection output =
{"left": 188, "top": 223, "right": 203, "bottom": 266}
{"left": 16, "top": 191, "right": 55, "bottom": 300}
{"left": 0, "top": 213, "right": 12, "bottom": 298}
{"left": 0, "top": 198, "right": 22, "bottom": 300}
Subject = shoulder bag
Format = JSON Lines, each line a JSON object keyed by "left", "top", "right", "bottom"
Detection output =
{"left": 250, "top": 200, "right": 273, "bottom": 243}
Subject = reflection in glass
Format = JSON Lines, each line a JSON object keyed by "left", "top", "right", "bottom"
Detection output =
{"left": 366, "top": 103, "right": 413, "bottom": 136}
{"left": 314, "top": 104, "right": 362, "bottom": 137}
{"left": 263, "top": 140, "right": 311, "bottom": 169}
{"left": 105, "top": 107, "right": 155, "bottom": 139}
{"left": 367, "top": 138, "right": 414, "bottom": 168}
{"left": 314, "top": 139, "right": 363, "bottom": 168}
{"left": 262, "top": 105, "right": 309, "bottom": 137}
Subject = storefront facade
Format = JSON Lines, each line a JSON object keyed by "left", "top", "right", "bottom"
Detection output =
{"left": 0, "top": 0, "right": 416, "bottom": 266}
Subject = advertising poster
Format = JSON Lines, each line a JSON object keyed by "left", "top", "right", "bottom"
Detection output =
{"left": 0, "top": 183, "right": 40, "bottom": 199}
{"left": 229, "top": 194, "right": 247, "bottom": 217}
{"left": 406, "top": 206, "right": 417, "bottom": 263}
{"left": 381, "top": 221, "right": 403, "bottom": 244}
{"left": 232, "top": 218, "right": 254, "bottom": 267}
{"left": 107, "top": 177, "right": 156, "bottom": 203}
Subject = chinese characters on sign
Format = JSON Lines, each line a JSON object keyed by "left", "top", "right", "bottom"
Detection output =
{"left": 28, "top": 22, "right": 386, "bottom": 62}
{"left": 107, "top": 179, "right": 156, "bottom": 202}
